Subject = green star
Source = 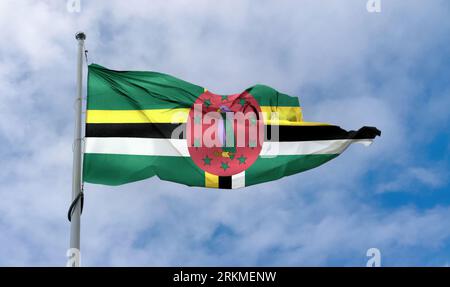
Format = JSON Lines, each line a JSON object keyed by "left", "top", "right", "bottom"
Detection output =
{"left": 194, "top": 138, "right": 201, "bottom": 147}
{"left": 239, "top": 98, "right": 246, "bottom": 106}
{"left": 221, "top": 95, "right": 228, "bottom": 101}
{"left": 203, "top": 155, "right": 212, "bottom": 165}
{"left": 220, "top": 162, "right": 229, "bottom": 171}
{"left": 194, "top": 115, "right": 202, "bottom": 125}
{"left": 237, "top": 155, "right": 247, "bottom": 164}
{"left": 203, "top": 99, "right": 211, "bottom": 108}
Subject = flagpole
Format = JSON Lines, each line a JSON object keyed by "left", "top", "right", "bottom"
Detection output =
{"left": 68, "top": 31, "right": 85, "bottom": 267}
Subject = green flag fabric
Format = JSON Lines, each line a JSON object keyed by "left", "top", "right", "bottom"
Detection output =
{"left": 83, "top": 64, "right": 380, "bottom": 189}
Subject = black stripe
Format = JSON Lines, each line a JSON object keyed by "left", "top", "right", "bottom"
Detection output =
{"left": 85, "top": 123, "right": 186, "bottom": 139}
{"left": 86, "top": 123, "right": 381, "bottom": 142}
{"left": 265, "top": 125, "right": 381, "bottom": 141}
{"left": 219, "top": 176, "right": 232, "bottom": 189}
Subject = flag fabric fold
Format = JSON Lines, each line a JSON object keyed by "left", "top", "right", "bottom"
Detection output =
{"left": 83, "top": 64, "right": 380, "bottom": 189}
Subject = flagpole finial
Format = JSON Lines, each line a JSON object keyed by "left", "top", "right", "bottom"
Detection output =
{"left": 75, "top": 32, "right": 86, "bottom": 41}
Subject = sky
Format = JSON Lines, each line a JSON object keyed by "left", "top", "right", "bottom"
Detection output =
{"left": 0, "top": 0, "right": 449, "bottom": 266}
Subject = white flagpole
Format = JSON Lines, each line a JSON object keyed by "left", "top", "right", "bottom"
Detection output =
{"left": 68, "top": 31, "right": 85, "bottom": 267}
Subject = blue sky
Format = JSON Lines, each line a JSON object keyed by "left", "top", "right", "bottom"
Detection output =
{"left": 0, "top": 0, "right": 449, "bottom": 266}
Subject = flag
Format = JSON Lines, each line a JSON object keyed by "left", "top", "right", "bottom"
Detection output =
{"left": 83, "top": 64, "right": 380, "bottom": 189}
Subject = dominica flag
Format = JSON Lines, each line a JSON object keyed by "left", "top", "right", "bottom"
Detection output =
{"left": 83, "top": 64, "right": 380, "bottom": 189}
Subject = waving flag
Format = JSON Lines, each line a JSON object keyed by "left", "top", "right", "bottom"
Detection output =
{"left": 83, "top": 64, "right": 380, "bottom": 189}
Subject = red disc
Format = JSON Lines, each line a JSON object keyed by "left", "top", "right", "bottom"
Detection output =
{"left": 187, "top": 91, "right": 263, "bottom": 176}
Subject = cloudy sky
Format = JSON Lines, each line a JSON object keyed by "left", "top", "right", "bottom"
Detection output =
{"left": 0, "top": 0, "right": 449, "bottom": 266}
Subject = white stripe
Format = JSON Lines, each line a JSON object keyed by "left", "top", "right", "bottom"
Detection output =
{"left": 84, "top": 137, "right": 189, "bottom": 156}
{"left": 232, "top": 171, "right": 245, "bottom": 189}
{"left": 84, "top": 138, "right": 372, "bottom": 157}
{"left": 260, "top": 139, "right": 373, "bottom": 156}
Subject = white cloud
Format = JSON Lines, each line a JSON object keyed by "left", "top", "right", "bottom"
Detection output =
{"left": 376, "top": 165, "right": 447, "bottom": 193}
{"left": 0, "top": 0, "right": 449, "bottom": 266}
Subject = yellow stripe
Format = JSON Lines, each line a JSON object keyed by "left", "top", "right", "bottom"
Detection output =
{"left": 86, "top": 106, "right": 326, "bottom": 126}
{"left": 86, "top": 109, "right": 190, "bottom": 124}
{"left": 260, "top": 106, "right": 303, "bottom": 122}
{"left": 265, "top": 120, "right": 330, "bottom": 126}
{"left": 205, "top": 172, "right": 219, "bottom": 188}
